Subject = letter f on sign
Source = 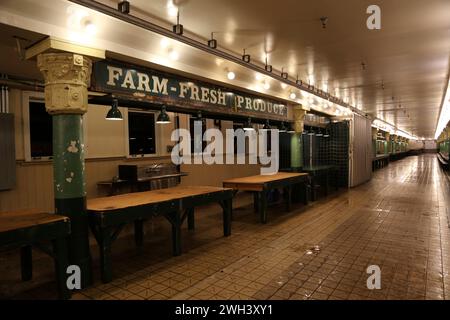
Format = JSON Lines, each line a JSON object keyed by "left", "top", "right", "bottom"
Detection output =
{"left": 366, "top": 5, "right": 381, "bottom": 30}
{"left": 366, "top": 265, "right": 381, "bottom": 290}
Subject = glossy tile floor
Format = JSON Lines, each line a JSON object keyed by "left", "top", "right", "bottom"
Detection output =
{"left": 1, "top": 154, "right": 449, "bottom": 300}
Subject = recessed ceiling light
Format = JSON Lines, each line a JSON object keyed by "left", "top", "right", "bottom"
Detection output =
{"left": 281, "top": 83, "right": 287, "bottom": 89}
{"left": 263, "top": 82, "right": 270, "bottom": 90}
{"left": 289, "top": 92, "right": 297, "bottom": 100}
{"left": 227, "top": 71, "right": 235, "bottom": 80}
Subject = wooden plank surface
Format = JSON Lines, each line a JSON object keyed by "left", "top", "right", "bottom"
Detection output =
{"left": 0, "top": 209, "right": 68, "bottom": 234}
{"left": 222, "top": 172, "right": 307, "bottom": 186}
{"left": 87, "top": 185, "right": 231, "bottom": 212}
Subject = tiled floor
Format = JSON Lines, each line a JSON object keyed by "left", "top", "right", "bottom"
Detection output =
{"left": 1, "top": 154, "right": 449, "bottom": 300}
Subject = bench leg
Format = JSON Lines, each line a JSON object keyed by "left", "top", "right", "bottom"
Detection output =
{"left": 310, "top": 176, "right": 317, "bottom": 201}
{"left": 20, "top": 245, "right": 32, "bottom": 281}
{"left": 259, "top": 190, "right": 268, "bottom": 224}
{"left": 222, "top": 198, "right": 232, "bottom": 236}
{"left": 284, "top": 186, "right": 292, "bottom": 211}
{"left": 324, "top": 172, "right": 330, "bottom": 196}
{"left": 302, "top": 181, "right": 309, "bottom": 205}
{"left": 52, "top": 237, "right": 71, "bottom": 300}
{"left": 170, "top": 211, "right": 182, "bottom": 256}
{"left": 134, "top": 219, "right": 144, "bottom": 247}
{"left": 253, "top": 192, "right": 259, "bottom": 213}
{"left": 99, "top": 227, "right": 113, "bottom": 283}
{"left": 187, "top": 208, "right": 195, "bottom": 231}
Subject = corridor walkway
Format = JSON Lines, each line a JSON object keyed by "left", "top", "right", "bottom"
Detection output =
{"left": 2, "top": 154, "right": 449, "bottom": 300}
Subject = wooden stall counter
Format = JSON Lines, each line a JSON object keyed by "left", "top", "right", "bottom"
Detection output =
{"left": 223, "top": 172, "right": 309, "bottom": 224}
{"left": 0, "top": 209, "right": 71, "bottom": 299}
{"left": 87, "top": 185, "right": 233, "bottom": 283}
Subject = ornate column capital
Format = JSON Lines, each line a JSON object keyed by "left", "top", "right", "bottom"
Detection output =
{"left": 292, "top": 104, "right": 308, "bottom": 133}
{"left": 37, "top": 53, "right": 92, "bottom": 115}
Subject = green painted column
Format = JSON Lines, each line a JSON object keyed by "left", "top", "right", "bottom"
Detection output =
{"left": 38, "top": 53, "right": 92, "bottom": 288}
{"left": 291, "top": 133, "right": 303, "bottom": 169}
{"left": 291, "top": 105, "right": 308, "bottom": 171}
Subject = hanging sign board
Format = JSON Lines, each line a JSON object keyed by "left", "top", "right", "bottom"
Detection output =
{"left": 91, "top": 61, "right": 288, "bottom": 119}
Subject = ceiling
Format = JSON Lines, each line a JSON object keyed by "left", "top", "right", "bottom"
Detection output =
{"left": 117, "top": 0, "right": 450, "bottom": 139}
{"left": 0, "top": 0, "right": 449, "bottom": 138}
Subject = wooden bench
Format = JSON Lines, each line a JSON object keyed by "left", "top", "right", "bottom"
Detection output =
{"left": 437, "top": 152, "right": 449, "bottom": 169}
{"left": 372, "top": 154, "right": 390, "bottom": 171}
{"left": 87, "top": 186, "right": 233, "bottom": 283}
{"left": 223, "top": 172, "right": 309, "bottom": 224}
{"left": 301, "top": 165, "right": 339, "bottom": 201}
{"left": 0, "top": 210, "right": 71, "bottom": 299}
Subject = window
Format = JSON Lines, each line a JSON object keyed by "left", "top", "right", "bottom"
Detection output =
{"left": 29, "top": 100, "right": 53, "bottom": 158}
{"left": 22, "top": 92, "right": 53, "bottom": 161}
{"left": 127, "top": 110, "right": 156, "bottom": 156}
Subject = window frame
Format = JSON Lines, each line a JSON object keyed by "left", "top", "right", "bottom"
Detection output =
{"left": 124, "top": 108, "right": 160, "bottom": 159}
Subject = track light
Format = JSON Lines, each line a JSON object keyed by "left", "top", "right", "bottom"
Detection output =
{"left": 173, "top": 11, "right": 183, "bottom": 35}
{"left": 242, "top": 49, "right": 251, "bottom": 63}
{"left": 281, "top": 68, "right": 288, "bottom": 79}
{"left": 106, "top": 98, "right": 123, "bottom": 120}
{"left": 208, "top": 33, "right": 217, "bottom": 49}
{"left": 118, "top": 1, "right": 130, "bottom": 14}
{"left": 265, "top": 56, "right": 272, "bottom": 72}
{"left": 156, "top": 105, "right": 171, "bottom": 124}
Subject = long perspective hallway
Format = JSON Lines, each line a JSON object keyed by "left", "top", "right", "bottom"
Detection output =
{"left": 2, "top": 154, "right": 448, "bottom": 300}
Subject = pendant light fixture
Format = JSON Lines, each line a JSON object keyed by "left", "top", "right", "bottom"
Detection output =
{"left": 316, "top": 128, "right": 324, "bottom": 137}
{"left": 287, "top": 123, "right": 295, "bottom": 134}
{"left": 261, "top": 119, "right": 271, "bottom": 131}
{"left": 106, "top": 98, "right": 123, "bottom": 120}
{"left": 243, "top": 117, "right": 255, "bottom": 131}
{"left": 156, "top": 105, "right": 171, "bottom": 124}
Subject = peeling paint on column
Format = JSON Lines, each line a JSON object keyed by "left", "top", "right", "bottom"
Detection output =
{"left": 53, "top": 114, "right": 86, "bottom": 199}
{"left": 291, "top": 133, "right": 303, "bottom": 169}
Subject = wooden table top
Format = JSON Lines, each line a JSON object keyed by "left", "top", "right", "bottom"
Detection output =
{"left": 223, "top": 172, "right": 308, "bottom": 186}
{"left": 0, "top": 209, "right": 68, "bottom": 234}
{"left": 87, "top": 185, "right": 231, "bottom": 212}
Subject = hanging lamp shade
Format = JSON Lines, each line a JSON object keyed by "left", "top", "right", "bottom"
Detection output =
{"left": 106, "top": 98, "right": 123, "bottom": 120}
{"left": 243, "top": 117, "right": 255, "bottom": 131}
{"left": 262, "top": 120, "right": 271, "bottom": 131}
{"left": 156, "top": 105, "right": 171, "bottom": 124}
{"left": 279, "top": 122, "right": 287, "bottom": 133}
